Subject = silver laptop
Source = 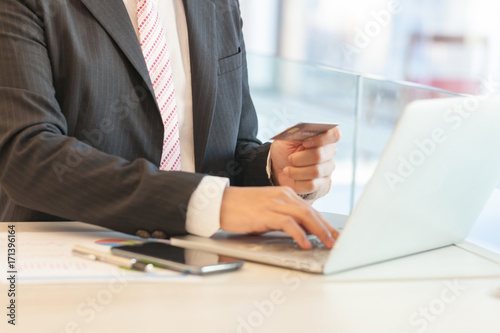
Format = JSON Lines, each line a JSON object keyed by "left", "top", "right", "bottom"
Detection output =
{"left": 172, "top": 96, "right": 500, "bottom": 274}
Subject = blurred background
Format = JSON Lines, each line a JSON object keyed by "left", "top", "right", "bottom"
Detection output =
{"left": 240, "top": 0, "right": 500, "bottom": 95}
{"left": 239, "top": 0, "right": 500, "bottom": 252}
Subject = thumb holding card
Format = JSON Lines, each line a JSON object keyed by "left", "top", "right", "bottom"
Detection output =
{"left": 269, "top": 122, "right": 341, "bottom": 197}
{"left": 218, "top": 122, "right": 341, "bottom": 250}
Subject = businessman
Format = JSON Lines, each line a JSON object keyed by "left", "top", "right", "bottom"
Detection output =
{"left": 0, "top": 0, "right": 341, "bottom": 249}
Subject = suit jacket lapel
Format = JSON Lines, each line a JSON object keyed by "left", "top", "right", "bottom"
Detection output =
{"left": 79, "top": 0, "right": 156, "bottom": 98}
{"left": 81, "top": 0, "right": 217, "bottom": 172}
{"left": 183, "top": 0, "right": 217, "bottom": 172}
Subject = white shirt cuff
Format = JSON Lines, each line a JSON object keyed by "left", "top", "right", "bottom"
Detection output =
{"left": 185, "top": 175, "right": 229, "bottom": 237}
{"left": 266, "top": 150, "right": 273, "bottom": 182}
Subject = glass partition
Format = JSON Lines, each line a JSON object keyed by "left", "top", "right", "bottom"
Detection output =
{"left": 247, "top": 54, "right": 461, "bottom": 214}
{"left": 248, "top": 55, "right": 358, "bottom": 214}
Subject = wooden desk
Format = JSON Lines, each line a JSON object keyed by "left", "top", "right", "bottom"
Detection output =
{"left": 1, "top": 222, "right": 500, "bottom": 333}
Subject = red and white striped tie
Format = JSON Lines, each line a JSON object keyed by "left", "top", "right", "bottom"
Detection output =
{"left": 138, "top": 0, "right": 181, "bottom": 171}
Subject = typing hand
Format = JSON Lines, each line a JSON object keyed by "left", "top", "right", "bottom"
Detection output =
{"left": 270, "top": 127, "right": 341, "bottom": 195}
{"left": 220, "top": 187, "right": 339, "bottom": 249}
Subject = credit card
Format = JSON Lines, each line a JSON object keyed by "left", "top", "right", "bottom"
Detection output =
{"left": 271, "top": 123, "right": 338, "bottom": 141}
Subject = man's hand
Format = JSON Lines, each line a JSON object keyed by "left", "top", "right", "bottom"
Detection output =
{"left": 270, "top": 127, "right": 341, "bottom": 195}
{"left": 220, "top": 186, "right": 339, "bottom": 249}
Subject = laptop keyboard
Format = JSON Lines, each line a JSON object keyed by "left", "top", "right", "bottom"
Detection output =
{"left": 236, "top": 235, "right": 331, "bottom": 262}
{"left": 260, "top": 236, "right": 327, "bottom": 250}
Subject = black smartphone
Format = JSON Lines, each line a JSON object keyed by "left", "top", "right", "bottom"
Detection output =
{"left": 111, "top": 242, "right": 244, "bottom": 275}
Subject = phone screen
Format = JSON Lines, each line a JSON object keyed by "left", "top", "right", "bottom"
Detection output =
{"left": 111, "top": 242, "right": 244, "bottom": 275}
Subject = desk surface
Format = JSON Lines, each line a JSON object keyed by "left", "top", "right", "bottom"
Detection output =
{"left": 1, "top": 222, "right": 500, "bottom": 333}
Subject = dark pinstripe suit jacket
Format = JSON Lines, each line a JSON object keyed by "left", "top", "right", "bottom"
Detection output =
{"left": 0, "top": 0, "right": 271, "bottom": 237}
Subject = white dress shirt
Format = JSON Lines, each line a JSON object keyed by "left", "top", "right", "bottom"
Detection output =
{"left": 122, "top": 0, "right": 227, "bottom": 237}
{"left": 122, "top": 0, "right": 324, "bottom": 238}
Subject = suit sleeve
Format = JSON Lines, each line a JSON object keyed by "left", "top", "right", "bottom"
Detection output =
{"left": 0, "top": 0, "right": 204, "bottom": 236}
